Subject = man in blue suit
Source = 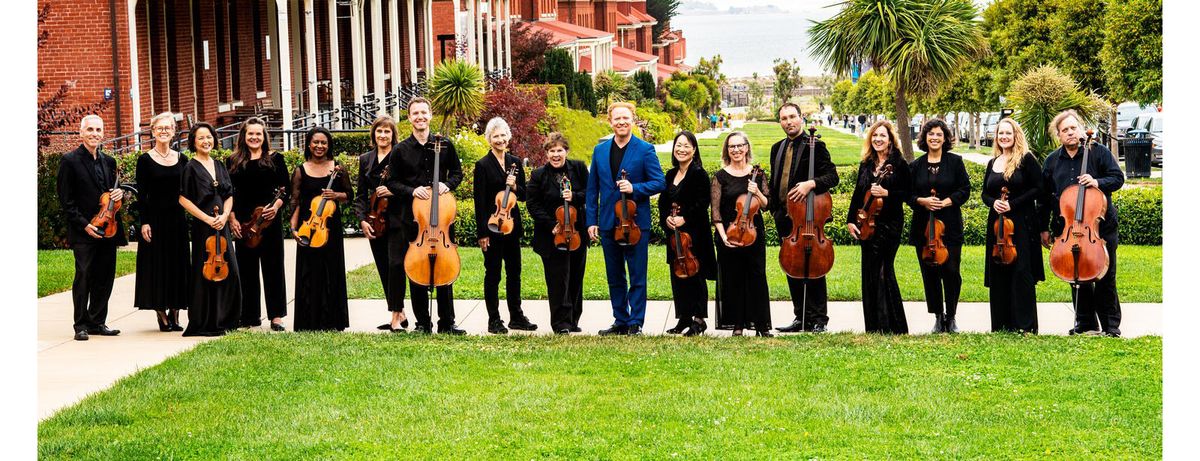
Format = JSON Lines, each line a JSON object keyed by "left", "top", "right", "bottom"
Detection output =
{"left": 586, "top": 102, "right": 666, "bottom": 335}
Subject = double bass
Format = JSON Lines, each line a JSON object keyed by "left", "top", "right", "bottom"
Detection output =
{"left": 202, "top": 206, "right": 230, "bottom": 282}
{"left": 667, "top": 203, "right": 700, "bottom": 278}
{"left": 404, "top": 135, "right": 461, "bottom": 287}
{"left": 991, "top": 187, "right": 1017, "bottom": 265}
{"left": 612, "top": 169, "right": 641, "bottom": 246}
{"left": 294, "top": 165, "right": 342, "bottom": 248}
{"left": 780, "top": 127, "right": 834, "bottom": 279}
{"left": 725, "top": 165, "right": 764, "bottom": 247}
{"left": 241, "top": 187, "right": 286, "bottom": 248}
{"left": 486, "top": 163, "right": 518, "bottom": 234}
{"left": 854, "top": 164, "right": 894, "bottom": 241}
{"left": 920, "top": 166, "right": 949, "bottom": 266}
{"left": 553, "top": 174, "right": 581, "bottom": 251}
{"left": 365, "top": 167, "right": 391, "bottom": 236}
{"left": 1049, "top": 130, "right": 1109, "bottom": 283}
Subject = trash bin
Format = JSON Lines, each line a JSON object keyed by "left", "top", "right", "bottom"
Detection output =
{"left": 1122, "top": 131, "right": 1152, "bottom": 178}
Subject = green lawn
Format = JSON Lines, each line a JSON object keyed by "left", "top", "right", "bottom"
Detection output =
{"left": 37, "top": 333, "right": 1162, "bottom": 459}
{"left": 657, "top": 122, "right": 864, "bottom": 167}
{"left": 348, "top": 244, "right": 1162, "bottom": 303}
{"left": 37, "top": 249, "right": 138, "bottom": 297}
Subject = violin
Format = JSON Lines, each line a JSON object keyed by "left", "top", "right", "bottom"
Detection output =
{"left": 486, "top": 163, "right": 518, "bottom": 235}
{"left": 780, "top": 127, "right": 834, "bottom": 279}
{"left": 404, "top": 135, "right": 461, "bottom": 287}
{"left": 667, "top": 203, "right": 700, "bottom": 278}
{"left": 553, "top": 174, "right": 581, "bottom": 251}
{"left": 1050, "top": 130, "right": 1109, "bottom": 283}
{"left": 991, "top": 186, "right": 1017, "bottom": 265}
{"left": 241, "top": 187, "right": 286, "bottom": 248}
{"left": 365, "top": 166, "right": 391, "bottom": 236}
{"left": 920, "top": 166, "right": 949, "bottom": 266}
{"left": 855, "top": 163, "right": 894, "bottom": 241}
{"left": 202, "top": 205, "right": 230, "bottom": 282}
{"left": 295, "top": 164, "right": 343, "bottom": 248}
{"left": 89, "top": 172, "right": 123, "bottom": 238}
{"left": 612, "top": 169, "right": 641, "bottom": 246}
{"left": 725, "top": 164, "right": 764, "bottom": 247}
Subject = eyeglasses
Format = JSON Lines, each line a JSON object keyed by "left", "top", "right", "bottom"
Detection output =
{"left": 153, "top": 126, "right": 174, "bottom": 133}
{"left": 728, "top": 143, "right": 749, "bottom": 150}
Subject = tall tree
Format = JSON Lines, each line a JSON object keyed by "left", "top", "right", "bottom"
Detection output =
{"left": 808, "top": 0, "right": 987, "bottom": 160}
{"left": 771, "top": 58, "right": 803, "bottom": 109}
{"left": 509, "top": 22, "right": 556, "bottom": 84}
{"left": 1101, "top": 0, "right": 1161, "bottom": 105}
{"left": 647, "top": 0, "right": 682, "bottom": 41}
{"left": 632, "top": 70, "right": 657, "bottom": 104}
{"left": 694, "top": 54, "right": 726, "bottom": 84}
{"left": 1008, "top": 65, "right": 1108, "bottom": 158}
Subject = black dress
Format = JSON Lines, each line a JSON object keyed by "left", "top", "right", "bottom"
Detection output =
{"left": 527, "top": 160, "right": 590, "bottom": 332}
{"left": 982, "top": 153, "right": 1045, "bottom": 332}
{"left": 133, "top": 152, "right": 191, "bottom": 311}
{"left": 847, "top": 151, "right": 910, "bottom": 334}
{"left": 228, "top": 151, "right": 291, "bottom": 326}
{"left": 180, "top": 158, "right": 242, "bottom": 337}
{"left": 659, "top": 163, "right": 717, "bottom": 320}
{"left": 711, "top": 169, "right": 771, "bottom": 331}
{"left": 906, "top": 152, "right": 971, "bottom": 318}
{"left": 291, "top": 162, "right": 354, "bottom": 332}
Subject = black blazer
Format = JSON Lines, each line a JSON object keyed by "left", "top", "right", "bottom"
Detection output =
{"left": 385, "top": 135, "right": 464, "bottom": 229}
{"left": 846, "top": 150, "right": 911, "bottom": 238}
{"left": 767, "top": 134, "right": 839, "bottom": 216}
{"left": 57, "top": 144, "right": 127, "bottom": 245}
{"left": 659, "top": 163, "right": 717, "bottom": 280}
{"left": 473, "top": 152, "right": 527, "bottom": 240}
{"left": 352, "top": 146, "right": 397, "bottom": 223}
{"left": 905, "top": 152, "right": 971, "bottom": 246}
{"left": 527, "top": 160, "right": 590, "bottom": 255}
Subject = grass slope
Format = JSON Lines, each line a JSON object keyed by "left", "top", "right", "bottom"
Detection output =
{"left": 38, "top": 250, "right": 138, "bottom": 297}
{"left": 348, "top": 245, "right": 1162, "bottom": 303}
{"left": 38, "top": 333, "right": 1162, "bottom": 459}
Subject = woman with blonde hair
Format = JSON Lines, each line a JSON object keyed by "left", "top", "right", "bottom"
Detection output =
{"left": 711, "top": 131, "right": 773, "bottom": 336}
{"left": 982, "top": 117, "right": 1044, "bottom": 333}
{"left": 846, "top": 120, "right": 911, "bottom": 334}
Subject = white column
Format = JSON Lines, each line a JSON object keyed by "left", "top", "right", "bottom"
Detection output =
{"left": 464, "top": 0, "right": 476, "bottom": 65}
{"left": 484, "top": 4, "right": 493, "bottom": 72}
{"left": 349, "top": 0, "right": 365, "bottom": 103}
{"left": 329, "top": 0, "right": 342, "bottom": 112}
{"left": 126, "top": 0, "right": 141, "bottom": 134}
{"left": 388, "top": 0, "right": 402, "bottom": 114}
{"left": 424, "top": 0, "right": 435, "bottom": 71}
{"left": 304, "top": 0, "right": 318, "bottom": 115}
{"left": 503, "top": 0, "right": 512, "bottom": 73}
{"left": 276, "top": 0, "right": 295, "bottom": 131}
{"left": 407, "top": 0, "right": 418, "bottom": 82}
{"left": 371, "top": 0, "right": 385, "bottom": 112}
{"left": 475, "top": 0, "right": 484, "bottom": 66}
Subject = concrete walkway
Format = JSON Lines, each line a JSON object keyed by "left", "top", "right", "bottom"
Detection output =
{"left": 38, "top": 238, "right": 1162, "bottom": 419}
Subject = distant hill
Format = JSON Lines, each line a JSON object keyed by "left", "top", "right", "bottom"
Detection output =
{"left": 680, "top": 1, "right": 789, "bottom": 15}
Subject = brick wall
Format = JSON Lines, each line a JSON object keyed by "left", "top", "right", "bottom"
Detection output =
{"left": 37, "top": 0, "right": 133, "bottom": 137}
{"left": 432, "top": 0, "right": 455, "bottom": 65}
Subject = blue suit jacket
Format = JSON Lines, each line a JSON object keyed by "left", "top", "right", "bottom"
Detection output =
{"left": 585, "top": 135, "right": 666, "bottom": 231}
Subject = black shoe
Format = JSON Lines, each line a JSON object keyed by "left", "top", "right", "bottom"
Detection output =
{"left": 1103, "top": 329, "right": 1122, "bottom": 338}
{"left": 401, "top": 318, "right": 410, "bottom": 328}
{"left": 168, "top": 310, "right": 184, "bottom": 331}
{"left": 776, "top": 319, "right": 805, "bottom": 333}
{"left": 74, "top": 330, "right": 88, "bottom": 341}
{"left": 932, "top": 314, "right": 945, "bottom": 333}
{"left": 555, "top": 328, "right": 571, "bottom": 335}
{"left": 666, "top": 319, "right": 690, "bottom": 334}
{"left": 810, "top": 323, "right": 828, "bottom": 333}
{"left": 684, "top": 319, "right": 708, "bottom": 337}
{"left": 570, "top": 326, "right": 582, "bottom": 333}
{"left": 155, "top": 311, "right": 171, "bottom": 332}
{"left": 756, "top": 330, "right": 775, "bottom": 337}
{"left": 413, "top": 324, "right": 433, "bottom": 334}
{"left": 944, "top": 316, "right": 959, "bottom": 334}
{"left": 598, "top": 324, "right": 628, "bottom": 336}
{"left": 627, "top": 325, "right": 643, "bottom": 336}
{"left": 439, "top": 325, "right": 467, "bottom": 335}
{"left": 508, "top": 315, "right": 538, "bottom": 331}
{"left": 1068, "top": 327, "right": 1101, "bottom": 336}
{"left": 270, "top": 322, "right": 286, "bottom": 332}
{"left": 488, "top": 319, "right": 509, "bottom": 335}
{"left": 376, "top": 323, "right": 393, "bottom": 331}
{"left": 87, "top": 325, "right": 120, "bottom": 336}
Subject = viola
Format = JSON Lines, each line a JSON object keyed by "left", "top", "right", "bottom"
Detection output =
{"left": 487, "top": 162, "right": 518, "bottom": 235}
{"left": 991, "top": 186, "right": 1017, "bottom": 265}
{"left": 553, "top": 174, "right": 581, "bottom": 251}
{"left": 920, "top": 166, "right": 949, "bottom": 266}
{"left": 1050, "top": 130, "right": 1109, "bottom": 283}
{"left": 612, "top": 169, "right": 641, "bottom": 246}
{"left": 725, "top": 165, "right": 764, "bottom": 247}
{"left": 667, "top": 203, "right": 700, "bottom": 278}
{"left": 89, "top": 172, "right": 123, "bottom": 238}
{"left": 241, "top": 187, "right": 286, "bottom": 248}
{"left": 855, "top": 163, "right": 894, "bottom": 241}
{"left": 780, "top": 127, "right": 834, "bottom": 279}
{"left": 202, "top": 205, "right": 230, "bottom": 282}
{"left": 295, "top": 164, "right": 342, "bottom": 248}
{"left": 365, "top": 166, "right": 391, "bottom": 236}
{"left": 404, "top": 135, "right": 461, "bottom": 287}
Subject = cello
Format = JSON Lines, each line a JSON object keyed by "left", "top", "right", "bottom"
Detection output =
{"left": 202, "top": 205, "right": 230, "bottom": 282}
{"left": 920, "top": 166, "right": 949, "bottom": 266}
{"left": 241, "top": 187, "right": 286, "bottom": 248}
{"left": 725, "top": 165, "right": 764, "bottom": 247}
{"left": 991, "top": 186, "right": 1017, "bottom": 265}
{"left": 553, "top": 174, "right": 581, "bottom": 251}
{"left": 1049, "top": 130, "right": 1109, "bottom": 283}
{"left": 854, "top": 164, "right": 894, "bottom": 241}
{"left": 612, "top": 169, "right": 641, "bottom": 246}
{"left": 667, "top": 203, "right": 700, "bottom": 278}
{"left": 780, "top": 127, "right": 834, "bottom": 279}
{"left": 294, "top": 165, "right": 342, "bottom": 248}
{"left": 365, "top": 166, "right": 391, "bottom": 236}
{"left": 486, "top": 163, "right": 518, "bottom": 234}
{"left": 404, "top": 135, "right": 461, "bottom": 287}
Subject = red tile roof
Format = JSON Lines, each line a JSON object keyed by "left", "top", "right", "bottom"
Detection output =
{"left": 613, "top": 46, "right": 657, "bottom": 63}
{"left": 615, "top": 11, "right": 637, "bottom": 27}
{"left": 531, "top": 19, "right": 612, "bottom": 40}
{"left": 628, "top": 9, "right": 657, "bottom": 24}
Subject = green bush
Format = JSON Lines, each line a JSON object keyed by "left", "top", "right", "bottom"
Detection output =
{"left": 636, "top": 106, "right": 677, "bottom": 144}
{"left": 544, "top": 106, "right": 610, "bottom": 163}
{"left": 1113, "top": 187, "right": 1162, "bottom": 245}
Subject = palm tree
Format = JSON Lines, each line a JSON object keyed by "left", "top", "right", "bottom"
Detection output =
{"left": 426, "top": 59, "right": 485, "bottom": 133}
{"left": 808, "top": 0, "right": 986, "bottom": 160}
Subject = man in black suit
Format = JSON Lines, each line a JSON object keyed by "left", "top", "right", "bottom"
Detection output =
{"left": 768, "top": 104, "right": 839, "bottom": 333}
{"left": 57, "top": 115, "right": 126, "bottom": 341}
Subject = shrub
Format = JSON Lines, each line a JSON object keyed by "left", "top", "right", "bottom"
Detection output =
{"left": 544, "top": 106, "right": 611, "bottom": 163}
{"left": 636, "top": 105, "right": 676, "bottom": 144}
{"left": 478, "top": 79, "right": 548, "bottom": 166}
{"left": 571, "top": 71, "right": 597, "bottom": 115}
{"left": 633, "top": 70, "right": 656, "bottom": 104}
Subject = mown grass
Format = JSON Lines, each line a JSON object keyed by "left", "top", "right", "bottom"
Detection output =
{"left": 37, "top": 249, "right": 138, "bottom": 297}
{"left": 37, "top": 333, "right": 1162, "bottom": 459}
{"left": 658, "top": 122, "right": 863, "bottom": 167}
{"left": 348, "top": 245, "right": 1162, "bottom": 303}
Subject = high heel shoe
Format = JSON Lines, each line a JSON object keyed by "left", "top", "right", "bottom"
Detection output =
{"left": 155, "top": 310, "right": 171, "bottom": 332}
{"left": 683, "top": 319, "right": 708, "bottom": 337}
{"left": 168, "top": 310, "right": 184, "bottom": 331}
{"left": 756, "top": 330, "right": 774, "bottom": 337}
{"left": 666, "top": 319, "right": 690, "bottom": 335}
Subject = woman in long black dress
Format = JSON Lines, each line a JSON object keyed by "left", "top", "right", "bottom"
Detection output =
{"left": 906, "top": 119, "right": 970, "bottom": 333}
{"left": 178, "top": 122, "right": 241, "bottom": 337}
{"left": 289, "top": 127, "right": 353, "bottom": 332}
{"left": 711, "top": 132, "right": 773, "bottom": 337}
{"left": 134, "top": 112, "right": 190, "bottom": 331}
{"left": 660, "top": 131, "right": 717, "bottom": 336}
{"left": 354, "top": 115, "right": 407, "bottom": 332}
{"left": 847, "top": 120, "right": 910, "bottom": 334}
{"left": 982, "top": 117, "right": 1044, "bottom": 333}
{"left": 527, "top": 132, "right": 589, "bottom": 334}
{"left": 227, "top": 117, "right": 290, "bottom": 331}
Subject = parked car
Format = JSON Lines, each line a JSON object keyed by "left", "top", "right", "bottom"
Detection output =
{"left": 1116, "top": 102, "right": 1156, "bottom": 139}
{"left": 982, "top": 112, "right": 1000, "bottom": 147}
{"left": 1148, "top": 112, "right": 1163, "bottom": 165}
{"left": 955, "top": 112, "right": 971, "bottom": 142}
